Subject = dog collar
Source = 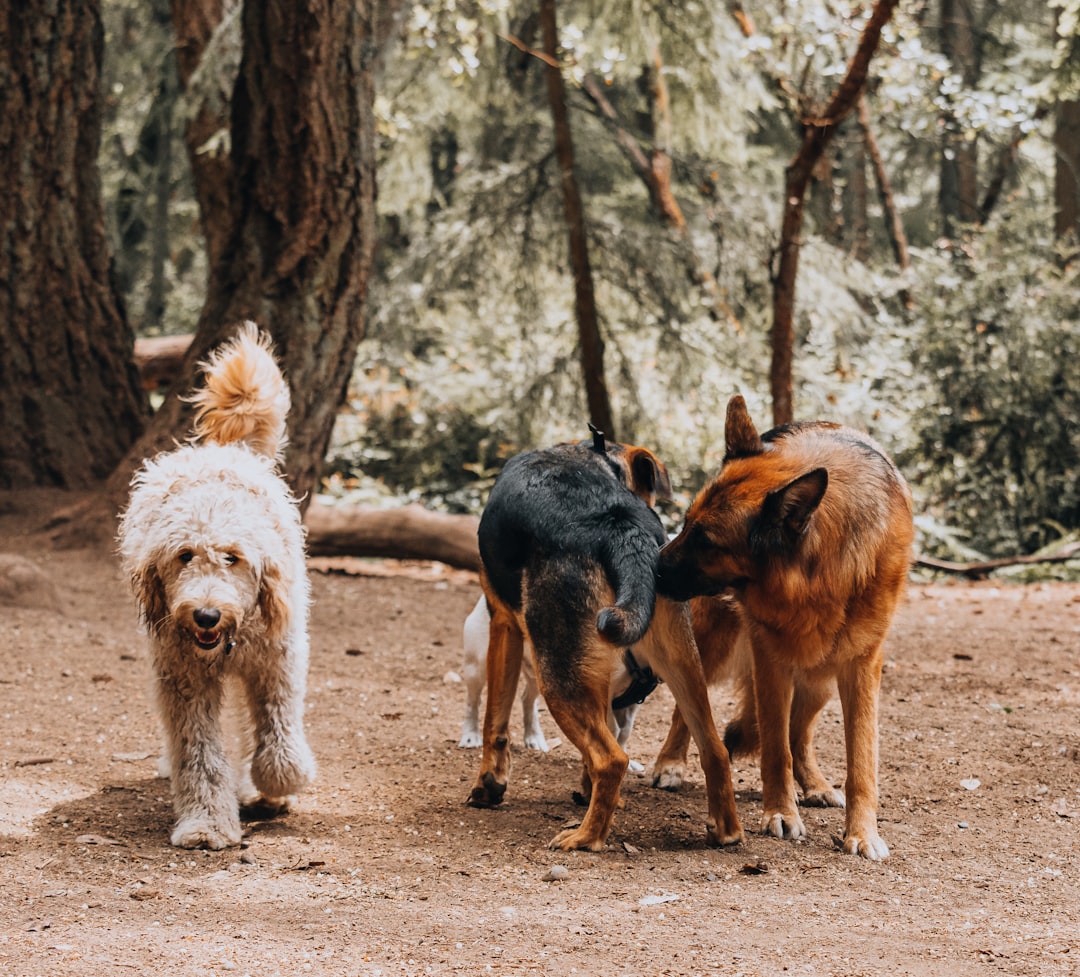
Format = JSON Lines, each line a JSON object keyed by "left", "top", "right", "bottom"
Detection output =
{"left": 611, "top": 649, "right": 661, "bottom": 710}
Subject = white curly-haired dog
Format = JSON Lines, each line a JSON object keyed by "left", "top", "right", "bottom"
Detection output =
{"left": 118, "top": 322, "right": 315, "bottom": 849}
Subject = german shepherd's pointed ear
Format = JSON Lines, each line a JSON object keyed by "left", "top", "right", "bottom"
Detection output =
{"left": 762, "top": 468, "right": 828, "bottom": 539}
{"left": 626, "top": 447, "right": 673, "bottom": 506}
{"left": 724, "top": 395, "right": 765, "bottom": 461}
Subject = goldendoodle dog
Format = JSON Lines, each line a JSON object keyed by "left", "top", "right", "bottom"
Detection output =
{"left": 118, "top": 323, "right": 315, "bottom": 849}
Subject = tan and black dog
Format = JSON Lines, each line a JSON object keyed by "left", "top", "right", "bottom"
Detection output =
{"left": 655, "top": 396, "right": 913, "bottom": 860}
{"left": 468, "top": 431, "right": 743, "bottom": 852}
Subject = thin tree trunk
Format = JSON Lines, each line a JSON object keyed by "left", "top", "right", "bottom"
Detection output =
{"left": 980, "top": 109, "right": 1047, "bottom": 222}
{"left": 769, "top": 0, "right": 900, "bottom": 426}
{"left": 171, "top": 0, "right": 235, "bottom": 273}
{"left": 1055, "top": 98, "right": 1080, "bottom": 240}
{"left": 939, "top": 0, "right": 980, "bottom": 234}
{"left": 580, "top": 71, "right": 741, "bottom": 330}
{"left": 539, "top": 0, "right": 615, "bottom": 438}
{"left": 845, "top": 120, "right": 870, "bottom": 263}
{"left": 0, "top": 0, "right": 148, "bottom": 489}
{"left": 145, "top": 47, "right": 178, "bottom": 330}
{"left": 857, "top": 94, "right": 911, "bottom": 306}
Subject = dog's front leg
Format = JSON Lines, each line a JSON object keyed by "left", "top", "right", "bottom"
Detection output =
{"left": 752, "top": 641, "right": 805, "bottom": 841}
{"left": 156, "top": 666, "right": 241, "bottom": 849}
{"left": 467, "top": 606, "right": 523, "bottom": 807}
{"left": 836, "top": 648, "right": 888, "bottom": 859}
{"left": 642, "top": 599, "right": 742, "bottom": 847}
{"left": 243, "top": 641, "right": 316, "bottom": 803}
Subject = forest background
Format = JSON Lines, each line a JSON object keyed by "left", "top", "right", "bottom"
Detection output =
{"left": 6, "top": 0, "right": 1080, "bottom": 570}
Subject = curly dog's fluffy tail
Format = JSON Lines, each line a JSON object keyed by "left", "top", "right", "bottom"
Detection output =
{"left": 188, "top": 322, "right": 290, "bottom": 460}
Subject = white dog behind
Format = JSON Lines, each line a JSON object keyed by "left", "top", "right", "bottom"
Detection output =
{"left": 459, "top": 595, "right": 643, "bottom": 769}
{"left": 118, "top": 323, "right": 315, "bottom": 849}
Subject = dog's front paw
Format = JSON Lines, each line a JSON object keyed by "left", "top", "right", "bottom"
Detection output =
{"left": 549, "top": 826, "right": 606, "bottom": 851}
{"left": 171, "top": 814, "right": 242, "bottom": 850}
{"left": 842, "top": 829, "right": 889, "bottom": 860}
{"left": 650, "top": 761, "right": 686, "bottom": 791}
{"left": 467, "top": 771, "right": 507, "bottom": 807}
{"left": 802, "top": 787, "right": 845, "bottom": 808}
{"left": 458, "top": 727, "right": 483, "bottom": 749}
{"left": 522, "top": 729, "right": 549, "bottom": 752}
{"left": 706, "top": 820, "right": 744, "bottom": 847}
{"left": 251, "top": 739, "right": 315, "bottom": 799}
{"left": 761, "top": 808, "right": 807, "bottom": 841}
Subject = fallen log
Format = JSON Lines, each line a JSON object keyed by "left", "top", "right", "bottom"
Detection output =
{"left": 134, "top": 335, "right": 193, "bottom": 391}
{"left": 304, "top": 501, "right": 480, "bottom": 571}
{"left": 914, "top": 541, "right": 1080, "bottom": 580}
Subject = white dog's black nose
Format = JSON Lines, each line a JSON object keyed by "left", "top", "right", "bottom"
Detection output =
{"left": 193, "top": 607, "right": 221, "bottom": 629}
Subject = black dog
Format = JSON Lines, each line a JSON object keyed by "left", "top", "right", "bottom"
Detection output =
{"left": 467, "top": 433, "right": 743, "bottom": 851}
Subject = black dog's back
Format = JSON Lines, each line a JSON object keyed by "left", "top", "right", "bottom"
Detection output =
{"left": 479, "top": 443, "right": 665, "bottom": 650}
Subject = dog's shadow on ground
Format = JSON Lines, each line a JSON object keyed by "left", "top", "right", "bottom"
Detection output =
{"left": 30, "top": 777, "right": 350, "bottom": 861}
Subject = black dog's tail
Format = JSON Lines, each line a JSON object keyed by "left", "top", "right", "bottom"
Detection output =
{"left": 595, "top": 530, "right": 659, "bottom": 647}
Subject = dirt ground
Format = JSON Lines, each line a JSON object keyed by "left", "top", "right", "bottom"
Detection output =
{"left": 1, "top": 490, "right": 1079, "bottom": 977}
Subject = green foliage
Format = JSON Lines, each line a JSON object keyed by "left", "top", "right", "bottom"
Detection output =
{"left": 901, "top": 207, "right": 1080, "bottom": 558}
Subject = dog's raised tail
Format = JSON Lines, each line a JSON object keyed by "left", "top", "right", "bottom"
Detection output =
{"left": 595, "top": 533, "right": 658, "bottom": 647}
{"left": 188, "top": 322, "right": 290, "bottom": 460}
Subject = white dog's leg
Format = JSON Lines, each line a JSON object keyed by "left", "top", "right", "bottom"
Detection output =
{"left": 519, "top": 653, "right": 548, "bottom": 752}
{"left": 458, "top": 597, "right": 487, "bottom": 748}
{"left": 242, "top": 637, "right": 316, "bottom": 802}
{"left": 612, "top": 703, "right": 644, "bottom": 773}
{"left": 157, "top": 665, "right": 242, "bottom": 850}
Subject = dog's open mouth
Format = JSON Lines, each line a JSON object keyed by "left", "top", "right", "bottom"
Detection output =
{"left": 192, "top": 629, "right": 224, "bottom": 650}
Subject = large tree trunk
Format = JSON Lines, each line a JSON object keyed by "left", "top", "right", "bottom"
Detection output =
{"left": 0, "top": 0, "right": 149, "bottom": 490}
{"left": 104, "top": 0, "right": 379, "bottom": 515}
{"left": 540, "top": 0, "right": 615, "bottom": 439}
{"left": 769, "top": 0, "right": 899, "bottom": 426}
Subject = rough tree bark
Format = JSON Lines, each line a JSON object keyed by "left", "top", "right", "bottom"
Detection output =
{"left": 769, "top": 0, "right": 899, "bottom": 426}
{"left": 102, "top": 0, "right": 379, "bottom": 517}
{"left": 171, "top": 0, "right": 235, "bottom": 273}
{"left": 0, "top": 0, "right": 149, "bottom": 490}
{"left": 539, "top": 0, "right": 615, "bottom": 439}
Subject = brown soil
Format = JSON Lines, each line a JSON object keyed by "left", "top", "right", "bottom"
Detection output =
{"left": 1, "top": 490, "right": 1079, "bottom": 976}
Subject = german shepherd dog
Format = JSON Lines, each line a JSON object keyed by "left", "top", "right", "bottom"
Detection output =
{"left": 468, "top": 432, "right": 743, "bottom": 852}
{"left": 655, "top": 396, "right": 913, "bottom": 860}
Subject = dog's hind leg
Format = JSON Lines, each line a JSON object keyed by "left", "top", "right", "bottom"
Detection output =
{"left": 836, "top": 647, "right": 889, "bottom": 860}
{"left": 542, "top": 676, "right": 628, "bottom": 851}
{"left": 156, "top": 664, "right": 242, "bottom": 849}
{"left": 242, "top": 641, "right": 316, "bottom": 803}
{"left": 467, "top": 600, "right": 523, "bottom": 807}
{"left": 639, "top": 598, "right": 743, "bottom": 847}
{"left": 791, "top": 676, "right": 844, "bottom": 808}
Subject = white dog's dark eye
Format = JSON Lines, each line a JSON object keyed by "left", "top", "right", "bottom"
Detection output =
{"left": 179, "top": 550, "right": 194, "bottom": 564}
{"left": 224, "top": 553, "right": 239, "bottom": 566}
